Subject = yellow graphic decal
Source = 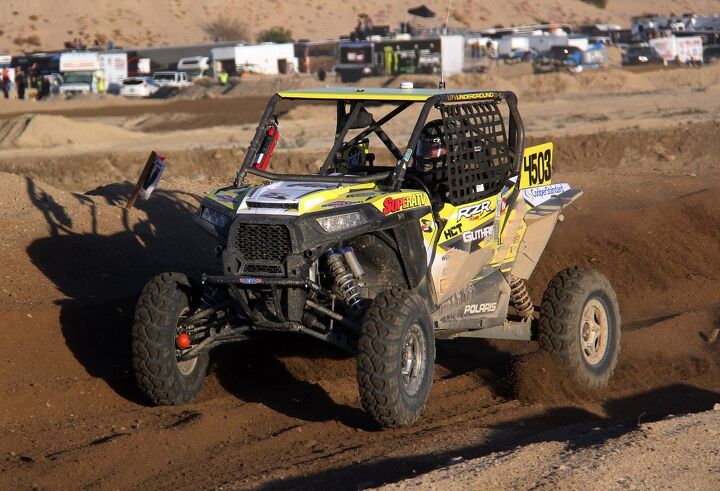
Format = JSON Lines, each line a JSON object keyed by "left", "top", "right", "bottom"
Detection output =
{"left": 446, "top": 92, "right": 498, "bottom": 101}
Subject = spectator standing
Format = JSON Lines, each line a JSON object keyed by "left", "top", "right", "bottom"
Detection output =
{"left": 1, "top": 68, "right": 10, "bottom": 99}
{"left": 218, "top": 69, "right": 229, "bottom": 85}
{"left": 15, "top": 68, "right": 26, "bottom": 100}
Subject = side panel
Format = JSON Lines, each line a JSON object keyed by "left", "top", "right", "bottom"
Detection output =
{"left": 432, "top": 270, "right": 511, "bottom": 332}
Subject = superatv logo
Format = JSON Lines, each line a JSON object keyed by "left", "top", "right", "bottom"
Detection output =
{"left": 382, "top": 193, "right": 428, "bottom": 215}
{"left": 464, "top": 303, "right": 497, "bottom": 315}
{"left": 457, "top": 200, "right": 492, "bottom": 219}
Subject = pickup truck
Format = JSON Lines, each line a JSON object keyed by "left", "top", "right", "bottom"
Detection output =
{"left": 152, "top": 71, "right": 191, "bottom": 88}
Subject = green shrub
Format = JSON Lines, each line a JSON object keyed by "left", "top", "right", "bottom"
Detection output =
{"left": 256, "top": 26, "right": 293, "bottom": 44}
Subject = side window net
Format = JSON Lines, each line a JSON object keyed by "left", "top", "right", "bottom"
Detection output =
{"left": 439, "top": 100, "right": 515, "bottom": 205}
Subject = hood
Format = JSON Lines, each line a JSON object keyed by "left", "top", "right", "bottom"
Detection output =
{"left": 203, "top": 180, "right": 430, "bottom": 218}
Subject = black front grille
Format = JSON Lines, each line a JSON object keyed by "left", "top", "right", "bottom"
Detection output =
{"left": 245, "top": 200, "right": 299, "bottom": 210}
{"left": 233, "top": 223, "right": 292, "bottom": 276}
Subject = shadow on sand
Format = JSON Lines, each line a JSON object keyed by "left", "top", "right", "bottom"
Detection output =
{"left": 25, "top": 179, "right": 216, "bottom": 402}
{"left": 257, "top": 383, "right": 720, "bottom": 490}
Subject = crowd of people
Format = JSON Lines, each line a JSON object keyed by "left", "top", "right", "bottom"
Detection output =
{"left": 1, "top": 64, "right": 52, "bottom": 101}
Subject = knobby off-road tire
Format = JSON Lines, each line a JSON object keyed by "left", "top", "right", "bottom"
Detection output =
{"left": 357, "top": 288, "right": 435, "bottom": 428}
{"left": 132, "top": 272, "right": 209, "bottom": 405}
{"left": 538, "top": 266, "right": 621, "bottom": 389}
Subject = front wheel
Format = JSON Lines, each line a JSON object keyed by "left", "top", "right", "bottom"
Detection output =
{"left": 538, "top": 267, "right": 621, "bottom": 389}
{"left": 357, "top": 289, "right": 435, "bottom": 428}
{"left": 132, "top": 273, "right": 209, "bottom": 405}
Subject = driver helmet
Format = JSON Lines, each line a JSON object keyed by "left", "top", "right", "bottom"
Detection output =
{"left": 415, "top": 119, "right": 446, "bottom": 172}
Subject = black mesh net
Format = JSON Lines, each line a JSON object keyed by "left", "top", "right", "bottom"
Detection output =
{"left": 436, "top": 101, "right": 515, "bottom": 205}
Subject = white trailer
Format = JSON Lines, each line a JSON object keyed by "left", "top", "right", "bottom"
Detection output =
{"left": 98, "top": 52, "right": 128, "bottom": 93}
{"left": 497, "top": 36, "right": 530, "bottom": 57}
{"left": 528, "top": 34, "right": 589, "bottom": 53}
{"left": 211, "top": 43, "right": 297, "bottom": 75}
{"left": 650, "top": 35, "right": 703, "bottom": 63}
{"left": 440, "top": 35, "right": 465, "bottom": 76}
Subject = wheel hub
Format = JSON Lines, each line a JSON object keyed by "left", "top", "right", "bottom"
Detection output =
{"left": 176, "top": 308, "right": 198, "bottom": 375}
{"left": 580, "top": 298, "right": 609, "bottom": 366}
{"left": 401, "top": 323, "right": 427, "bottom": 396}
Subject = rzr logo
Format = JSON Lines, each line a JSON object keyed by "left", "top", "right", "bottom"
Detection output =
{"left": 457, "top": 200, "right": 492, "bottom": 219}
{"left": 382, "top": 193, "right": 428, "bottom": 215}
{"left": 464, "top": 303, "right": 497, "bottom": 315}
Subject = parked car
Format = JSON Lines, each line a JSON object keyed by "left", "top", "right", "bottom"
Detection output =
{"left": 622, "top": 46, "right": 664, "bottom": 66}
{"left": 152, "top": 71, "right": 191, "bottom": 88}
{"left": 703, "top": 45, "right": 720, "bottom": 63}
{"left": 120, "top": 77, "right": 160, "bottom": 97}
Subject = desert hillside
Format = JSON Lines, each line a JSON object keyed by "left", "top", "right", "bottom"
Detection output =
{"left": 1, "top": 0, "right": 720, "bottom": 52}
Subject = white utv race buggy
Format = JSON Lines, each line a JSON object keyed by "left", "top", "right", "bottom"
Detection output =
{"left": 132, "top": 87, "right": 621, "bottom": 428}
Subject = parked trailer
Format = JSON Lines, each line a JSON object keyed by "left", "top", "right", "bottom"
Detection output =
{"left": 497, "top": 36, "right": 530, "bottom": 57}
{"left": 334, "top": 35, "right": 464, "bottom": 82}
{"left": 99, "top": 52, "right": 128, "bottom": 93}
{"left": 294, "top": 40, "right": 340, "bottom": 74}
{"left": 650, "top": 35, "right": 703, "bottom": 63}
{"left": 210, "top": 43, "right": 297, "bottom": 76}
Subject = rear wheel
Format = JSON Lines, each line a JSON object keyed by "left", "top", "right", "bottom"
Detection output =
{"left": 538, "top": 267, "right": 621, "bottom": 389}
{"left": 357, "top": 289, "right": 435, "bottom": 428}
{"left": 132, "top": 273, "right": 209, "bottom": 405}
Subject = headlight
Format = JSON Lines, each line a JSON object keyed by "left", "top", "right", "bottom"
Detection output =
{"left": 316, "top": 212, "right": 367, "bottom": 233}
{"left": 201, "top": 206, "right": 231, "bottom": 229}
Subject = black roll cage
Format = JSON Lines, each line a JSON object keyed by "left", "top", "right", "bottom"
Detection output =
{"left": 234, "top": 91, "right": 525, "bottom": 191}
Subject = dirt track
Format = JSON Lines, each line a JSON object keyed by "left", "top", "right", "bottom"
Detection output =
{"left": 1, "top": 123, "right": 720, "bottom": 489}
{"left": 2, "top": 64, "right": 720, "bottom": 489}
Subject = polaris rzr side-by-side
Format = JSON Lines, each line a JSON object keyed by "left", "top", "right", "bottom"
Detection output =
{"left": 131, "top": 87, "right": 621, "bottom": 428}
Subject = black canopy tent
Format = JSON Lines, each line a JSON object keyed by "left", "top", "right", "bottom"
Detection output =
{"left": 407, "top": 5, "right": 436, "bottom": 18}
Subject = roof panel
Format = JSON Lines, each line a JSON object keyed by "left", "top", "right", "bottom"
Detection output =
{"left": 277, "top": 87, "right": 501, "bottom": 102}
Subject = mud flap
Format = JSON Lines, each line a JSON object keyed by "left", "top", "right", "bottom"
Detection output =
{"left": 511, "top": 189, "right": 583, "bottom": 280}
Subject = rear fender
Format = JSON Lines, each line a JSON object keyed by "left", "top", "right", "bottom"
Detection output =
{"left": 511, "top": 188, "right": 583, "bottom": 280}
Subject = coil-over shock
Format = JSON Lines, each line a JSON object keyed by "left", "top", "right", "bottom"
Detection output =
{"left": 509, "top": 275, "right": 534, "bottom": 319}
{"left": 326, "top": 248, "right": 366, "bottom": 316}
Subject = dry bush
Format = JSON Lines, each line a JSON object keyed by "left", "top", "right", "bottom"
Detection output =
{"left": 13, "top": 34, "right": 41, "bottom": 46}
{"left": 29, "top": 14, "right": 38, "bottom": 21}
{"left": 452, "top": 10, "right": 471, "bottom": 26}
{"left": 579, "top": 0, "right": 608, "bottom": 8}
{"left": 202, "top": 16, "right": 250, "bottom": 42}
